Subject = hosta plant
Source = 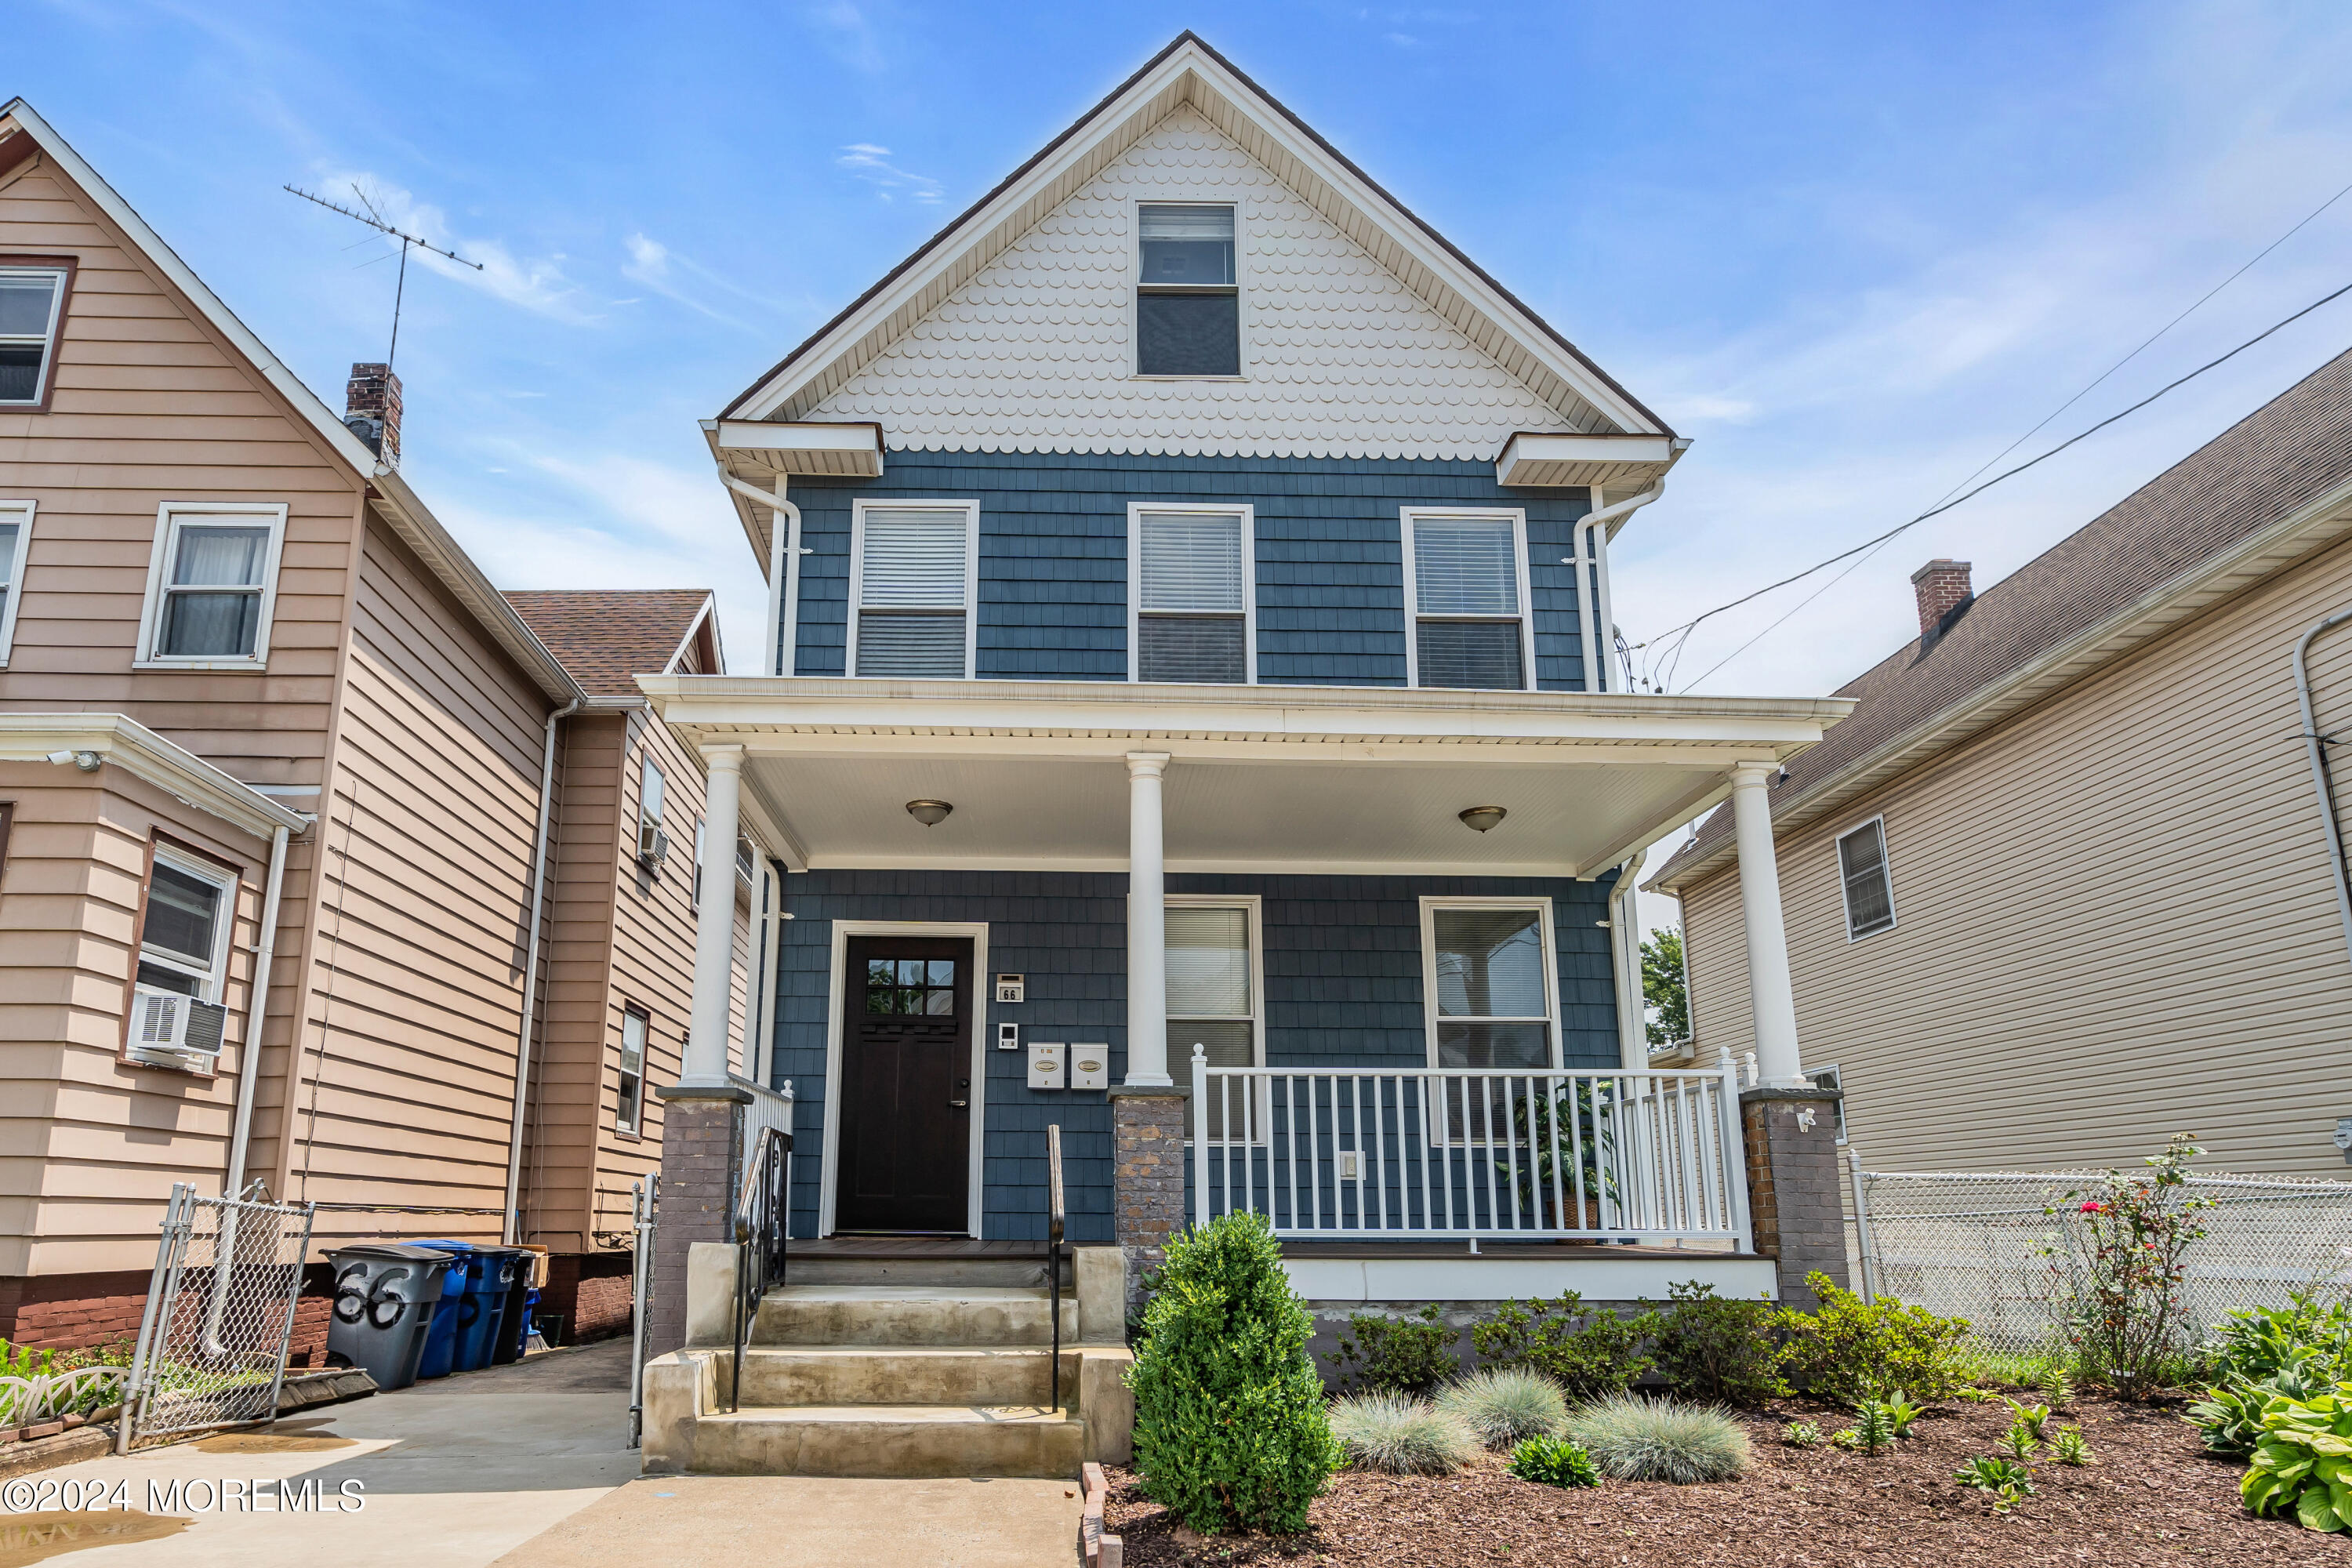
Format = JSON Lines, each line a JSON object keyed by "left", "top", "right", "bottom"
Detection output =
{"left": 1508, "top": 1433, "right": 1599, "bottom": 1489}
{"left": 2003, "top": 1399, "right": 2052, "bottom": 1440}
{"left": 2242, "top": 1383, "right": 2352, "bottom": 1533}
{"left": 1781, "top": 1420, "right": 1821, "bottom": 1449}
{"left": 1955, "top": 1456, "right": 2036, "bottom": 1515}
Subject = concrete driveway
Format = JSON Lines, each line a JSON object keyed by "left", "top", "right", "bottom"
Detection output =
{"left": 8, "top": 1338, "right": 1082, "bottom": 1568}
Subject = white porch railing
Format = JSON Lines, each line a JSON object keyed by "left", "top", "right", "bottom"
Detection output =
{"left": 1190, "top": 1054, "right": 1751, "bottom": 1245}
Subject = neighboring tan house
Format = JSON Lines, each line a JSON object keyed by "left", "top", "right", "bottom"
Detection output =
{"left": 0, "top": 98, "right": 727, "bottom": 1351}
{"left": 503, "top": 589, "right": 775, "bottom": 1335}
{"left": 1651, "top": 347, "right": 2352, "bottom": 1178}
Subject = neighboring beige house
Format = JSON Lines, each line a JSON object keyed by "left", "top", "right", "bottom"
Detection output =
{"left": 1652, "top": 347, "right": 2352, "bottom": 1178}
{"left": 0, "top": 97, "right": 737, "bottom": 1350}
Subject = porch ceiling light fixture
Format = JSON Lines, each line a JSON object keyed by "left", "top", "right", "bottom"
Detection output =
{"left": 1457, "top": 805, "right": 1508, "bottom": 834}
{"left": 905, "top": 799, "right": 954, "bottom": 827}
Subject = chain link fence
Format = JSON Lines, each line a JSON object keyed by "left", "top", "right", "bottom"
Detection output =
{"left": 121, "top": 1184, "right": 314, "bottom": 1447}
{"left": 1853, "top": 1168, "right": 2352, "bottom": 1354}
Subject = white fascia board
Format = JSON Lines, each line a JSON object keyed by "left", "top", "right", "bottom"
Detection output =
{"left": 638, "top": 674, "right": 1851, "bottom": 752}
{"left": 1494, "top": 432, "right": 1680, "bottom": 489}
{"left": 1283, "top": 1253, "right": 1777, "bottom": 1304}
{"left": 722, "top": 42, "right": 1661, "bottom": 437}
{"left": 0, "top": 713, "right": 309, "bottom": 840}
{"left": 713, "top": 420, "right": 884, "bottom": 474}
{"left": 662, "top": 592, "right": 723, "bottom": 678}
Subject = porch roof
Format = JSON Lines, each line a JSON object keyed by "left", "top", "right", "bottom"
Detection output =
{"left": 638, "top": 676, "right": 1852, "bottom": 880}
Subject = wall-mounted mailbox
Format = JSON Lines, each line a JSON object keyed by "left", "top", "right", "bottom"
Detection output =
{"left": 997, "top": 1022, "right": 1019, "bottom": 1051}
{"left": 995, "top": 974, "right": 1025, "bottom": 1003}
{"left": 1027, "top": 1042, "right": 1065, "bottom": 1090}
{"left": 1069, "top": 1046, "right": 1109, "bottom": 1091}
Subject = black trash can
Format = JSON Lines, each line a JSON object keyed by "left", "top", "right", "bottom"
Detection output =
{"left": 474, "top": 1247, "right": 532, "bottom": 1367}
{"left": 325, "top": 1243, "right": 453, "bottom": 1392}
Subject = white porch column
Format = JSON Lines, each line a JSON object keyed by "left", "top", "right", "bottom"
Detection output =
{"left": 682, "top": 744, "right": 744, "bottom": 1087}
{"left": 1123, "top": 751, "right": 1172, "bottom": 1087}
{"left": 1728, "top": 760, "right": 1806, "bottom": 1087}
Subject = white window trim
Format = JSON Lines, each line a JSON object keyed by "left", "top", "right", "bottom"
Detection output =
{"left": 844, "top": 498, "right": 981, "bottom": 680}
{"left": 0, "top": 266, "right": 67, "bottom": 408}
{"left": 1168, "top": 893, "right": 1266, "bottom": 1144}
{"left": 139, "top": 844, "right": 240, "bottom": 1009}
{"left": 1398, "top": 506, "right": 1537, "bottom": 691}
{"left": 1417, "top": 895, "right": 1563, "bottom": 1072}
{"left": 1128, "top": 193, "right": 1251, "bottom": 382}
{"left": 817, "top": 920, "right": 990, "bottom": 1238}
{"left": 132, "top": 501, "right": 289, "bottom": 671}
{"left": 1127, "top": 502, "right": 1257, "bottom": 684}
{"left": 1835, "top": 815, "right": 1897, "bottom": 942}
{"left": 0, "top": 499, "right": 34, "bottom": 666}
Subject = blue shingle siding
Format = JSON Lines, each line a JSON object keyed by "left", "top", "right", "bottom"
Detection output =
{"left": 765, "top": 866, "right": 1622, "bottom": 1241}
{"left": 783, "top": 449, "right": 1597, "bottom": 690}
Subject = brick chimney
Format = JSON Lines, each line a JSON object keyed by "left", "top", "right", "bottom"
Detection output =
{"left": 343, "top": 362, "right": 402, "bottom": 467}
{"left": 1911, "top": 558, "right": 1973, "bottom": 640}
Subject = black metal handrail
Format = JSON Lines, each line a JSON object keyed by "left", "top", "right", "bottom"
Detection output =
{"left": 727, "top": 1124, "right": 790, "bottom": 1414}
{"left": 1046, "top": 1123, "right": 1066, "bottom": 1414}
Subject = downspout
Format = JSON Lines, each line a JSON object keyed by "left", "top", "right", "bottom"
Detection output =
{"left": 203, "top": 818, "right": 293, "bottom": 1357}
{"left": 2293, "top": 606, "right": 2352, "bottom": 975}
{"left": 1573, "top": 479, "right": 1666, "bottom": 692}
{"left": 720, "top": 468, "right": 804, "bottom": 677}
{"left": 503, "top": 693, "right": 582, "bottom": 1246}
{"left": 1607, "top": 849, "right": 1647, "bottom": 1070}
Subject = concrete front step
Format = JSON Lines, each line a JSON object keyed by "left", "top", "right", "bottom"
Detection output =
{"left": 733, "top": 1345, "right": 1079, "bottom": 1408}
{"left": 753, "top": 1285, "right": 1080, "bottom": 1348}
{"left": 691, "top": 1403, "right": 1087, "bottom": 1479}
{"left": 787, "top": 1255, "right": 1067, "bottom": 1290}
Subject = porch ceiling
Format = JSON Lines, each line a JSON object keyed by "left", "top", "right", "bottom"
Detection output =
{"left": 640, "top": 676, "right": 1853, "bottom": 878}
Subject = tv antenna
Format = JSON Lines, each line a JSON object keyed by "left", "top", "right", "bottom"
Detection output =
{"left": 284, "top": 183, "right": 482, "bottom": 368}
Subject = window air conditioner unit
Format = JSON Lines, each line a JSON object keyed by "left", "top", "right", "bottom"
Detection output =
{"left": 638, "top": 821, "right": 670, "bottom": 866}
{"left": 128, "top": 986, "right": 227, "bottom": 1070}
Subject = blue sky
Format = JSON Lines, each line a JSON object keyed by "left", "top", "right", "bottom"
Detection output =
{"left": 17, "top": 0, "right": 2352, "bottom": 709}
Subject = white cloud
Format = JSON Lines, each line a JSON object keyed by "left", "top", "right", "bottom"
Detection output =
{"left": 837, "top": 143, "right": 942, "bottom": 205}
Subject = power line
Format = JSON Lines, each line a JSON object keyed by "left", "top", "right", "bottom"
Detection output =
{"left": 1647, "top": 270, "right": 2352, "bottom": 691}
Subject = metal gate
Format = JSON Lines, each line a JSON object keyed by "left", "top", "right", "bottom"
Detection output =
{"left": 119, "top": 1184, "right": 315, "bottom": 1449}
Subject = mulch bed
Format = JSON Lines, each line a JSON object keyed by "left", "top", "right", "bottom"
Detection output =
{"left": 1105, "top": 1394, "right": 2352, "bottom": 1566}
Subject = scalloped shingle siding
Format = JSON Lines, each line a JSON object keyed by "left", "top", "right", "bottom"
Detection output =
{"left": 812, "top": 109, "right": 1577, "bottom": 461}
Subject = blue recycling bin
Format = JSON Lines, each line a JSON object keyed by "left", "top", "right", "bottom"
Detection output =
{"left": 412, "top": 1240, "right": 483, "bottom": 1380}
{"left": 458, "top": 1248, "right": 524, "bottom": 1372}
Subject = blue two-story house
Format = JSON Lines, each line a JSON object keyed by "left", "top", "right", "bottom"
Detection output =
{"left": 646, "top": 34, "right": 1849, "bottom": 1312}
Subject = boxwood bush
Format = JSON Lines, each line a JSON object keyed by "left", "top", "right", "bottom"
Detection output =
{"left": 1777, "top": 1272, "right": 1970, "bottom": 1403}
{"left": 1128, "top": 1211, "right": 1340, "bottom": 1534}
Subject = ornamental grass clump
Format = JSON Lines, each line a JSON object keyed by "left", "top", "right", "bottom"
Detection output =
{"left": 1329, "top": 1392, "right": 1478, "bottom": 1475}
{"left": 1566, "top": 1394, "right": 1751, "bottom": 1484}
{"left": 1436, "top": 1367, "right": 1567, "bottom": 1449}
{"left": 1129, "top": 1211, "right": 1340, "bottom": 1534}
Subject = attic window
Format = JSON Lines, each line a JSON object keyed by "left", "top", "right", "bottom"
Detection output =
{"left": 0, "top": 267, "right": 67, "bottom": 408}
{"left": 1137, "top": 205, "right": 1238, "bottom": 377}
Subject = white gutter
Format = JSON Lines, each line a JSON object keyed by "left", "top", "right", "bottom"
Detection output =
{"left": 503, "top": 695, "right": 582, "bottom": 1245}
{"left": 2294, "top": 606, "right": 2352, "bottom": 978}
{"left": 1573, "top": 480, "right": 1666, "bottom": 692}
{"left": 720, "top": 468, "right": 804, "bottom": 677}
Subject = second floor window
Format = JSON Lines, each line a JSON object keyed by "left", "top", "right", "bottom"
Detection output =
{"left": 851, "top": 503, "right": 975, "bottom": 678}
{"left": 1132, "top": 506, "right": 1251, "bottom": 683}
{"left": 137, "top": 504, "right": 285, "bottom": 666}
{"left": 1837, "top": 818, "right": 1896, "bottom": 940}
{"left": 0, "top": 500, "right": 29, "bottom": 662}
{"left": 1137, "top": 204, "right": 1238, "bottom": 376}
{"left": 617, "top": 1007, "right": 648, "bottom": 1134}
{"left": 1402, "top": 509, "right": 1531, "bottom": 691}
{"left": 0, "top": 267, "right": 67, "bottom": 408}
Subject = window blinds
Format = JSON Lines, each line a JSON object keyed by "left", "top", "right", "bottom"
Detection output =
{"left": 857, "top": 508, "right": 970, "bottom": 677}
{"left": 1412, "top": 517, "right": 1519, "bottom": 615}
{"left": 1138, "top": 510, "right": 1247, "bottom": 682}
{"left": 1169, "top": 904, "right": 1254, "bottom": 1138}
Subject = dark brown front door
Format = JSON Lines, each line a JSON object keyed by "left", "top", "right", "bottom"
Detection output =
{"left": 836, "top": 936, "right": 974, "bottom": 1233}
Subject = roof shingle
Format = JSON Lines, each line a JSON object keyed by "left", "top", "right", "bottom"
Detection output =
{"left": 503, "top": 589, "right": 715, "bottom": 697}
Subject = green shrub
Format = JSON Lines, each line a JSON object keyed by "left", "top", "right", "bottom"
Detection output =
{"left": 1436, "top": 1367, "right": 1566, "bottom": 1448}
{"left": 1955, "top": 1455, "right": 2034, "bottom": 1514}
{"left": 1323, "top": 1304, "right": 1457, "bottom": 1396}
{"left": 1329, "top": 1392, "right": 1476, "bottom": 1475}
{"left": 2242, "top": 1382, "right": 2352, "bottom": 1531}
{"left": 1508, "top": 1433, "right": 1599, "bottom": 1488}
{"left": 1566, "top": 1394, "right": 1751, "bottom": 1483}
{"left": 1781, "top": 1420, "right": 1820, "bottom": 1448}
{"left": 1644, "top": 1282, "right": 1786, "bottom": 1406}
{"left": 1776, "top": 1272, "right": 1969, "bottom": 1403}
{"left": 1128, "top": 1212, "right": 1340, "bottom": 1534}
{"left": 2039, "top": 1134, "right": 2214, "bottom": 1400}
{"left": 1471, "top": 1290, "right": 1652, "bottom": 1400}
{"left": 2207, "top": 1294, "right": 2352, "bottom": 1388}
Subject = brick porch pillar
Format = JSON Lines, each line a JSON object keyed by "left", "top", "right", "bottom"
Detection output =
{"left": 1108, "top": 1085, "right": 1189, "bottom": 1321}
{"left": 646, "top": 1084, "right": 746, "bottom": 1359}
{"left": 1740, "top": 1084, "right": 1848, "bottom": 1312}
